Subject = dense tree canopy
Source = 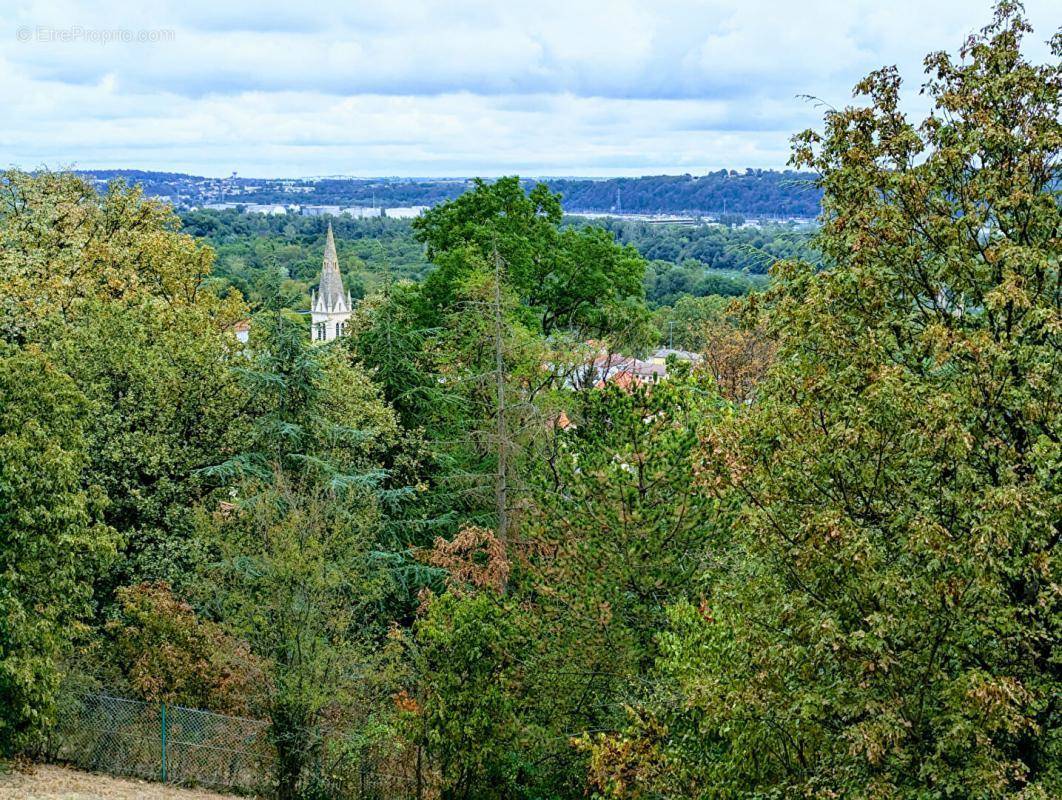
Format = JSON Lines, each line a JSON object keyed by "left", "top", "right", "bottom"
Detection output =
{"left": 181, "top": 210, "right": 432, "bottom": 308}
{"left": 414, "top": 177, "right": 648, "bottom": 337}
{"left": 180, "top": 194, "right": 789, "bottom": 316}
{"left": 587, "top": 5, "right": 1061, "bottom": 797}
{"left": 548, "top": 170, "right": 822, "bottom": 217}
{"left": 0, "top": 7, "right": 1057, "bottom": 800}
{"left": 0, "top": 346, "right": 114, "bottom": 754}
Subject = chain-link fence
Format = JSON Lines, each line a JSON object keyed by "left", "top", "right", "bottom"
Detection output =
{"left": 52, "top": 693, "right": 273, "bottom": 793}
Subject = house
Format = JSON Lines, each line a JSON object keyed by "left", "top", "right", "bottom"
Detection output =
{"left": 576, "top": 352, "right": 667, "bottom": 389}
{"left": 649, "top": 348, "right": 702, "bottom": 366}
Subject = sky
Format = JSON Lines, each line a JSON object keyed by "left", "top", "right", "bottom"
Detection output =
{"left": 1, "top": 0, "right": 1057, "bottom": 178}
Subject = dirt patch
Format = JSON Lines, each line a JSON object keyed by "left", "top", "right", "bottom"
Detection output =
{"left": 0, "top": 763, "right": 248, "bottom": 800}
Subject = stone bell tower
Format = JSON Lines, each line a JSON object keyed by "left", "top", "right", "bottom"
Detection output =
{"left": 310, "top": 223, "right": 352, "bottom": 342}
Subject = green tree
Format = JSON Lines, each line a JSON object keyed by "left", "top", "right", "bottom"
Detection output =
{"left": 201, "top": 312, "right": 400, "bottom": 799}
{"left": 103, "top": 581, "right": 262, "bottom": 714}
{"left": 1, "top": 170, "right": 247, "bottom": 598}
{"left": 0, "top": 169, "right": 255, "bottom": 756}
{"left": 429, "top": 258, "right": 555, "bottom": 544}
{"left": 414, "top": 591, "right": 530, "bottom": 800}
{"left": 0, "top": 171, "right": 238, "bottom": 345}
{"left": 0, "top": 346, "right": 114, "bottom": 755}
{"left": 414, "top": 177, "right": 648, "bottom": 337}
{"left": 346, "top": 281, "right": 441, "bottom": 431}
{"left": 51, "top": 300, "right": 246, "bottom": 595}
{"left": 590, "top": 5, "right": 1061, "bottom": 797}
{"left": 523, "top": 375, "right": 725, "bottom": 787}
{"left": 349, "top": 252, "right": 569, "bottom": 553}
{"left": 530, "top": 375, "right": 724, "bottom": 671}
{"left": 208, "top": 479, "right": 387, "bottom": 800}
{"left": 657, "top": 294, "right": 729, "bottom": 350}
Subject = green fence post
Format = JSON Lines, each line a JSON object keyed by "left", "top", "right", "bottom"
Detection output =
{"left": 160, "top": 702, "right": 167, "bottom": 783}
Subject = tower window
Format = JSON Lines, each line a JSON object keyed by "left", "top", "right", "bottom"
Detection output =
{"left": 316, "top": 322, "right": 326, "bottom": 341}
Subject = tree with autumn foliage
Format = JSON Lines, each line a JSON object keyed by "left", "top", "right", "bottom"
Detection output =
{"left": 587, "top": 4, "right": 1060, "bottom": 798}
{"left": 103, "top": 582, "right": 264, "bottom": 714}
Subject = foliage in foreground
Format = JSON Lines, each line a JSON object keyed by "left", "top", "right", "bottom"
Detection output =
{"left": 586, "top": 4, "right": 1061, "bottom": 797}
{"left": 0, "top": 346, "right": 114, "bottom": 754}
{"left": 0, "top": 6, "right": 1057, "bottom": 800}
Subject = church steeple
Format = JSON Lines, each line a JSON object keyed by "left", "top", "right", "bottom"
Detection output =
{"left": 313, "top": 223, "right": 348, "bottom": 313}
{"left": 310, "top": 222, "right": 352, "bottom": 341}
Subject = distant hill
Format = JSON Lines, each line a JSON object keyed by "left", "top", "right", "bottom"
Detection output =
{"left": 548, "top": 170, "right": 821, "bottom": 218}
{"left": 73, "top": 169, "right": 823, "bottom": 218}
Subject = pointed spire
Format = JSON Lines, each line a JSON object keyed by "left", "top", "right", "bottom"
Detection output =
{"left": 323, "top": 222, "right": 338, "bottom": 266}
{"left": 315, "top": 222, "right": 346, "bottom": 312}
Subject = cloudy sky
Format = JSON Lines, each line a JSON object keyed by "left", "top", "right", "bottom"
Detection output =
{"left": 1, "top": 1, "right": 1057, "bottom": 178}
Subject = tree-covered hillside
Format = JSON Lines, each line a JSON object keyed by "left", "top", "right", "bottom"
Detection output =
{"left": 550, "top": 170, "right": 822, "bottom": 216}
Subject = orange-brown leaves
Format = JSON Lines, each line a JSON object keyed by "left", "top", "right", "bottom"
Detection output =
{"left": 695, "top": 317, "right": 776, "bottom": 406}
{"left": 424, "top": 525, "right": 510, "bottom": 595}
{"left": 107, "top": 582, "right": 265, "bottom": 714}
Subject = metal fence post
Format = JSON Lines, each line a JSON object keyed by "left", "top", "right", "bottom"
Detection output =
{"left": 160, "top": 702, "right": 167, "bottom": 783}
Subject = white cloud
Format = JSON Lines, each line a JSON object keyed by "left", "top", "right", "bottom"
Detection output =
{"left": 0, "top": 0, "right": 1056, "bottom": 176}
